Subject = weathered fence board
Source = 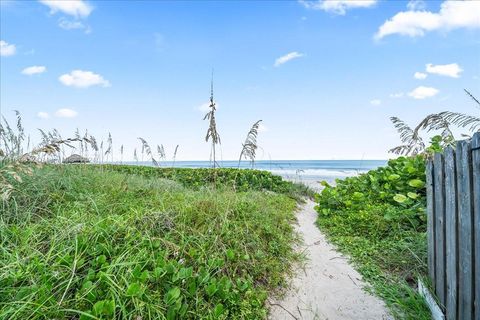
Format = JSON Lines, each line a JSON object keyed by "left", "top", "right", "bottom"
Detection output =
{"left": 456, "top": 140, "right": 473, "bottom": 320}
{"left": 427, "top": 132, "right": 479, "bottom": 320}
{"left": 444, "top": 147, "right": 458, "bottom": 320}
{"left": 434, "top": 152, "right": 447, "bottom": 307}
{"left": 471, "top": 134, "right": 480, "bottom": 320}
{"left": 427, "top": 160, "right": 436, "bottom": 285}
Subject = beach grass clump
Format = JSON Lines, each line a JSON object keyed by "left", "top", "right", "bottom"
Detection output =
{"left": 0, "top": 165, "right": 300, "bottom": 319}
{"left": 315, "top": 156, "right": 430, "bottom": 319}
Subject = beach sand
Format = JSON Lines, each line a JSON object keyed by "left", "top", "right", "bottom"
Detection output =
{"left": 268, "top": 200, "right": 392, "bottom": 320}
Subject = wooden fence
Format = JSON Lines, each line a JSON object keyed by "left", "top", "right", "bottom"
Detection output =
{"left": 426, "top": 132, "right": 480, "bottom": 320}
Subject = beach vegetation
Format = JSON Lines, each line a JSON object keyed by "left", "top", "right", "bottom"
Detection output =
{"left": 238, "top": 120, "right": 262, "bottom": 169}
{"left": 0, "top": 164, "right": 301, "bottom": 319}
{"left": 315, "top": 155, "right": 430, "bottom": 319}
{"left": 203, "top": 76, "right": 221, "bottom": 169}
{"left": 390, "top": 89, "right": 479, "bottom": 156}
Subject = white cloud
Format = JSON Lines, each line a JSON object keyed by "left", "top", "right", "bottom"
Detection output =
{"left": 300, "top": 0, "right": 377, "bottom": 15}
{"left": 408, "top": 86, "right": 439, "bottom": 99}
{"left": 414, "top": 72, "right": 427, "bottom": 79}
{"left": 59, "top": 19, "right": 84, "bottom": 30}
{"left": 375, "top": 0, "right": 480, "bottom": 39}
{"left": 390, "top": 92, "right": 404, "bottom": 98}
{"left": 0, "top": 40, "right": 16, "bottom": 56}
{"left": 39, "top": 0, "right": 93, "bottom": 18}
{"left": 58, "top": 18, "right": 91, "bottom": 33}
{"left": 37, "top": 112, "right": 50, "bottom": 119}
{"left": 55, "top": 108, "right": 78, "bottom": 118}
{"left": 22, "top": 65, "right": 47, "bottom": 75}
{"left": 274, "top": 52, "right": 304, "bottom": 67}
{"left": 59, "top": 70, "right": 110, "bottom": 88}
{"left": 370, "top": 99, "right": 381, "bottom": 106}
{"left": 425, "top": 63, "right": 462, "bottom": 78}
{"left": 407, "top": 0, "right": 426, "bottom": 11}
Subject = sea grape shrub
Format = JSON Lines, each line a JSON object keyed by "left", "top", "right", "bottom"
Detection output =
{"left": 101, "top": 165, "right": 309, "bottom": 199}
{"left": 316, "top": 156, "right": 427, "bottom": 235}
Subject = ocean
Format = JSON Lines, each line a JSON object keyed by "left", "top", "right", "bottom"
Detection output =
{"left": 122, "top": 160, "right": 387, "bottom": 189}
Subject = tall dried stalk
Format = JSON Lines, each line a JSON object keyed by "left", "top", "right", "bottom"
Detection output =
{"left": 157, "top": 144, "right": 165, "bottom": 166}
{"left": 1, "top": 111, "right": 25, "bottom": 159}
{"left": 389, "top": 117, "right": 426, "bottom": 156}
{"left": 0, "top": 112, "right": 94, "bottom": 200}
{"left": 138, "top": 137, "right": 158, "bottom": 166}
{"left": 203, "top": 75, "right": 221, "bottom": 168}
{"left": 90, "top": 135, "right": 99, "bottom": 163}
{"left": 104, "top": 133, "right": 113, "bottom": 162}
{"left": 173, "top": 145, "right": 179, "bottom": 167}
{"left": 238, "top": 120, "right": 262, "bottom": 169}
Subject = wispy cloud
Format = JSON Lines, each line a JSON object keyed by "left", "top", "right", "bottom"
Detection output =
{"left": 414, "top": 72, "right": 427, "bottom": 80}
{"left": 37, "top": 111, "right": 50, "bottom": 119}
{"left": 274, "top": 52, "right": 304, "bottom": 67}
{"left": 426, "top": 63, "right": 462, "bottom": 78}
{"left": 0, "top": 40, "right": 16, "bottom": 56}
{"left": 407, "top": 0, "right": 426, "bottom": 11}
{"left": 39, "top": 0, "right": 93, "bottom": 18}
{"left": 300, "top": 0, "right": 377, "bottom": 15}
{"left": 408, "top": 86, "right": 439, "bottom": 99}
{"left": 389, "top": 92, "right": 404, "bottom": 98}
{"left": 55, "top": 108, "right": 78, "bottom": 118}
{"left": 370, "top": 99, "right": 381, "bottom": 106}
{"left": 59, "top": 70, "right": 110, "bottom": 88}
{"left": 58, "top": 18, "right": 92, "bottom": 33}
{"left": 22, "top": 65, "right": 47, "bottom": 75}
{"left": 375, "top": 0, "right": 480, "bottom": 39}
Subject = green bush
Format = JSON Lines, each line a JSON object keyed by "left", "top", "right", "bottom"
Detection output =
{"left": 100, "top": 165, "right": 312, "bottom": 200}
{"left": 315, "top": 156, "right": 430, "bottom": 319}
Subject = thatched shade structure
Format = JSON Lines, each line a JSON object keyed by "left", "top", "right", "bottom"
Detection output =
{"left": 63, "top": 154, "right": 89, "bottom": 164}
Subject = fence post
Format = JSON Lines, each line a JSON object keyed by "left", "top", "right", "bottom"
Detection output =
{"left": 434, "top": 152, "right": 447, "bottom": 307}
{"left": 427, "top": 159, "right": 436, "bottom": 286}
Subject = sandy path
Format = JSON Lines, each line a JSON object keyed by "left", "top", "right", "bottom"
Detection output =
{"left": 268, "top": 200, "right": 392, "bottom": 320}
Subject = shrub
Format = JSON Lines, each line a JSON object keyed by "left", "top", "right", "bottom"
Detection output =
{"left": 315, "top": 156, "right": 430, "bottom": 319}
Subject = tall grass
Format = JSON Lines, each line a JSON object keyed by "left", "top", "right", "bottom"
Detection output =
{"left": 203, "top": 75, "right": 221, "bottom": 169}
{"left": 0, "top": 163, "right": 300, "bottom": 319}
{"left": 238, "top": 120, "right": 262, "bottom": 169}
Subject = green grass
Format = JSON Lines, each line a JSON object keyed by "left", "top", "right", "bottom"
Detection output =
{"left": 1, "top": 165, "right": 302, "bottom": 319}
{"left": 314, "top": 156, "right": 431, "bottom": 319}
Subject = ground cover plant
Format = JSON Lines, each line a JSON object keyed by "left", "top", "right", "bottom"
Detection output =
{"left": 101, "top": 165, "right": 311, "bottom": 201}
{"left": 315, "top": 155, "right": 431, "bottom": 319}
{"left": 0, "top": 164, "right": 302, "bottom": 319}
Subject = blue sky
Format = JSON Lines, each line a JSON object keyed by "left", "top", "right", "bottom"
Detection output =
{"left": 1, "top": 0, "right": 479, "bottom": 160}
